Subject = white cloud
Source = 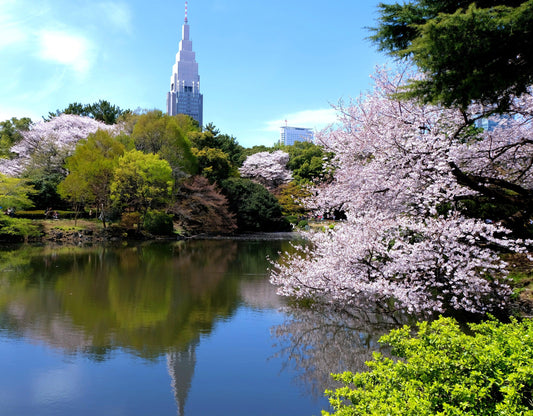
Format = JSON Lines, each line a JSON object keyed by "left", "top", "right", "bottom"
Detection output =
{"left": 264, "top": 108, "right": 338, "bottom": 132}
{"left": 0, "top": 1, "right": 30, "bottom": 49}
{"left": 95, "top": 2, "right": 133, "bottom": 34}
{"left": 37, "top": 30, "right": 96, "bottom": 75}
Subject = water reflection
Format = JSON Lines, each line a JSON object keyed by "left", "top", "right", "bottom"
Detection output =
{"left": 272, "top": 306, "right": 404, "bottom": 399}
{"left": 0, "top": 240, "right": 299, "bottom": 415}
{"left": 0, "top": 239, "right": 403, "bottom": 415}
{"left": 0, "top": 241, "right": 245, "bottom": 358}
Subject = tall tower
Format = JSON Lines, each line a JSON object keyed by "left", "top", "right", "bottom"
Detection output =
{"left": 167, "top": 2, "right": 203, "bottom": 127}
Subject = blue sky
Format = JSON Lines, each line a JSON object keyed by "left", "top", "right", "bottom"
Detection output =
{"left": 0, "top": 0, "right": 387, "bottom": 148}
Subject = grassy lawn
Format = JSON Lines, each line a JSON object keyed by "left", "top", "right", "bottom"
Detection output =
{"left": 39, "top": 218, "right": 105, "bottom": 234}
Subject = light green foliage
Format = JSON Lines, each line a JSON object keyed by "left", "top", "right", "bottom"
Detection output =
{"left": 324, "top": 316, "right": 533, "bottom": 416}
{"left": 0, "top": 173, "right": 39, "bottom": 238}
{"left": 0, "top": 173, "right": 36, "bottom": 210}
{"left": 0, "top": 213, "right": 41, "bottom": 240}
{"left": 110, "top": 150, "right": 173, "bottom": 215}
{"left": 192, "top": 147, "right": 234, "bottom": 183}
{"left": 370, "top": 0, "right": 533, "bottom": 110}
{"left": 277, "top": 181, "right": 312, "bottom": 217}
{"left": 0, "top": 117, "right": 32, "bottom": 158}
{"left": 59, "top": 130, "right": 125, "bottom": 225}
{"left": 131, "top": 110, "right": 198, "bottom": 176}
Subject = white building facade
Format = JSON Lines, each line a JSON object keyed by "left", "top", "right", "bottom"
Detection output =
{"left": 166, "top": 2, "right": 203, "bottom": 127}
{"left": 280, "top": 126, "right": 314, "bottom": 146}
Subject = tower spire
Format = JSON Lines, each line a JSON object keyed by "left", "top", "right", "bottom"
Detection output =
{"left": 184, "top": 1, "right": 188, "bottom": 23}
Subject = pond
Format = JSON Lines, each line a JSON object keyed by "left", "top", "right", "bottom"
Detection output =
{"left": 0, "top": 238, "right": 398, "bottom": 416}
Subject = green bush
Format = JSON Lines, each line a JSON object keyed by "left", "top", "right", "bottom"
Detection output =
{"left": 297, "top": 220, "right": 308, "bottom": 229}
{"left": 220, "top": 178, "right": 291, "bottom": 232}
{"left": 143, "top": 210, "right": 174, "bottom": 235}
{"left": 324, "top": 316, "right": 533, "bottom": 416}
{"left": 0, "top": 213, "right": 41, "bottom": 241}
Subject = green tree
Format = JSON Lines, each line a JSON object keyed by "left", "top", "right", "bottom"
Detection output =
{"left": 47, "top": 100, "right": 128, "bottom": 124}
{"left": 220, "top": 177, "right": 291, "bottom": 232}
{"left": 190, "top": 124, "right": 245, "bottom": 167}
{"left": 110, "top": 150, "right": 173, "bottom": 221}
{"left": 0, "top": 174, "right": 39, "bottom": 240}
{"left": 277, "top": 181, "right": 312, "bottom": 218}
{"left": 0, "top": 117, "right": 32, "bottom": 158}
{"left": 285, "top": 141, "right": 333, "bottom": 184}
{"left": 192, "top": 147, "right": 234, "bottom": 184}
{"left": 58, "top": 130, "right": 125, "bottom": 226}
{"left": 370, "top": 0, "right": 533, "bottom": 110}
{"left": 22, "top": 142, "right": 70, "bottom": 210}
{"left": 0, "top": 173, "right": 36, "bottom": 210}
{"left": 131, "top": 110, "right": 198, "bottom": 177}
{"left": 324, "top": 316, "right": 533, "bottom": 415}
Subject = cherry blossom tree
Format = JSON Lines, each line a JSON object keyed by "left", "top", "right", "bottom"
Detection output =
{"left": 270, "top": 67, "right": 532, "bottom": 316}
{"left": 0, "top": 114, "right": 116, "bottom": 177}
{"left": 239, "top": 150, "right": 292, "bottom": 191}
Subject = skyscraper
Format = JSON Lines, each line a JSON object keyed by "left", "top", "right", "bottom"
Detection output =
{"left": 167, "top": 2, "right": 203, "bottom": 127}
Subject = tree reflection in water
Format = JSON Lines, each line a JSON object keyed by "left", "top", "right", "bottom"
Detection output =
{"left": 271, "top": 305, "right": 409, "bottom": 399}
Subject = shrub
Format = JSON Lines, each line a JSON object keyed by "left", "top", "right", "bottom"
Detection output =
{"left": 297, "top": 220, "right": 308, "bottom": 229}
{"left": 0, "top": 213, "right": 41, "bottom": 241}
{"left": 220, "top": 177, "right": 291, "bottom": 232}
{"left": 120, "top": 212, "right": 141, "bottom": 230}
{"left": 324, "top": 316, "right": 533, "bottom": 416}
{"left": 143, "top": 210, "right": 174, "bottom": 235}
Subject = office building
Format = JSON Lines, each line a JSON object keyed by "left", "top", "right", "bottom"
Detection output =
{"left": 166, "top": 2, "right": 203, "bottom": 126}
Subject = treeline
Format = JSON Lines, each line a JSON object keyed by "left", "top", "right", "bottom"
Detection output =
{"left": 0, "top": 104, "right": 331, "bottom": 238}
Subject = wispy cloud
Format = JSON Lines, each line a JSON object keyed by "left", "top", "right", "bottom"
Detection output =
{"left": 94, "top": 2, "right": 133, "bottom": 34}
{"left": 0, "top": 0, "right": 31, "bottom": 50}
{"left": 264, "top": 108, "right": 338, "bottom": 132}
{"left": 37, "top": 30, "right": 96, "bottom": 75}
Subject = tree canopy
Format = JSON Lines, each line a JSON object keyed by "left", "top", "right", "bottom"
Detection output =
{"left": 370, "top": 0, "right": 533, "bottom": 110}
{"left": 110, "top": 150, "right": 173, "bottom": 216}
{"left": 47, "top": 100, "right": 129, "bottom": 124}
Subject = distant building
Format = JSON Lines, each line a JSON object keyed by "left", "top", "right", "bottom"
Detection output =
{"left": 280, "top": 126, "right": 314, "bottom": 146}
{"left": 166, "top": 2, "right": 203, "bottom": 127}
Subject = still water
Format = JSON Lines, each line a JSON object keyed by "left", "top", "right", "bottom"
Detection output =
{"left": 0, "top": 238, "right": 395, "bottom": 416}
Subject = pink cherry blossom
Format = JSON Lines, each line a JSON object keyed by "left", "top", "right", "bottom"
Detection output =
{"left": 270, "top": 66, "right": 532, "bottom": 316}
{"left": 239, "top": 150, "right": 292, "bottom": 190}
{"left": 0, "top": 114, "right": 117, "bottom": 177}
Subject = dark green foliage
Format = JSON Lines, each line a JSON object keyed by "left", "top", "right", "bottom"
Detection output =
{"left": 47, "top": 100, "right": 129, "bottom": 124}
{"left": 220, "top": 178, "right": 291, "bottom": 232}
{"left": 143, "top": 210, "right": 174, "bottom": 235}
{"left": 26, "top": 173, "right": 67, "bottom": 210}
{"left": 325, "top": 316, "right": 533, "bottom": 415}
{"left": 370, "top": 0, "right": 533, "bottom": 110}
{"left": 0, "top": 117, "right": 32, "bottom": 158}
{"left": 190, "top": 123, "right": 245, "bottom": 167}
{"left": 285, "top": 141, "right": 333, "bottom": 184}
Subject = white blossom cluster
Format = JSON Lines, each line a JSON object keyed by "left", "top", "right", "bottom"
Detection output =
{"left": 239, "top": 150, "right": 292, "bottom": 190}
{"left": 0, "top": 114, "right": 117, "bottom": 177}
{"left": 271, "top": 67, "right": 532, "bottom": 315}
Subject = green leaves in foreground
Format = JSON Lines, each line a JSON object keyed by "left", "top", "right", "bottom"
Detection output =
{"left": 324, "top": 316, "right": 533, "bottom": 416}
